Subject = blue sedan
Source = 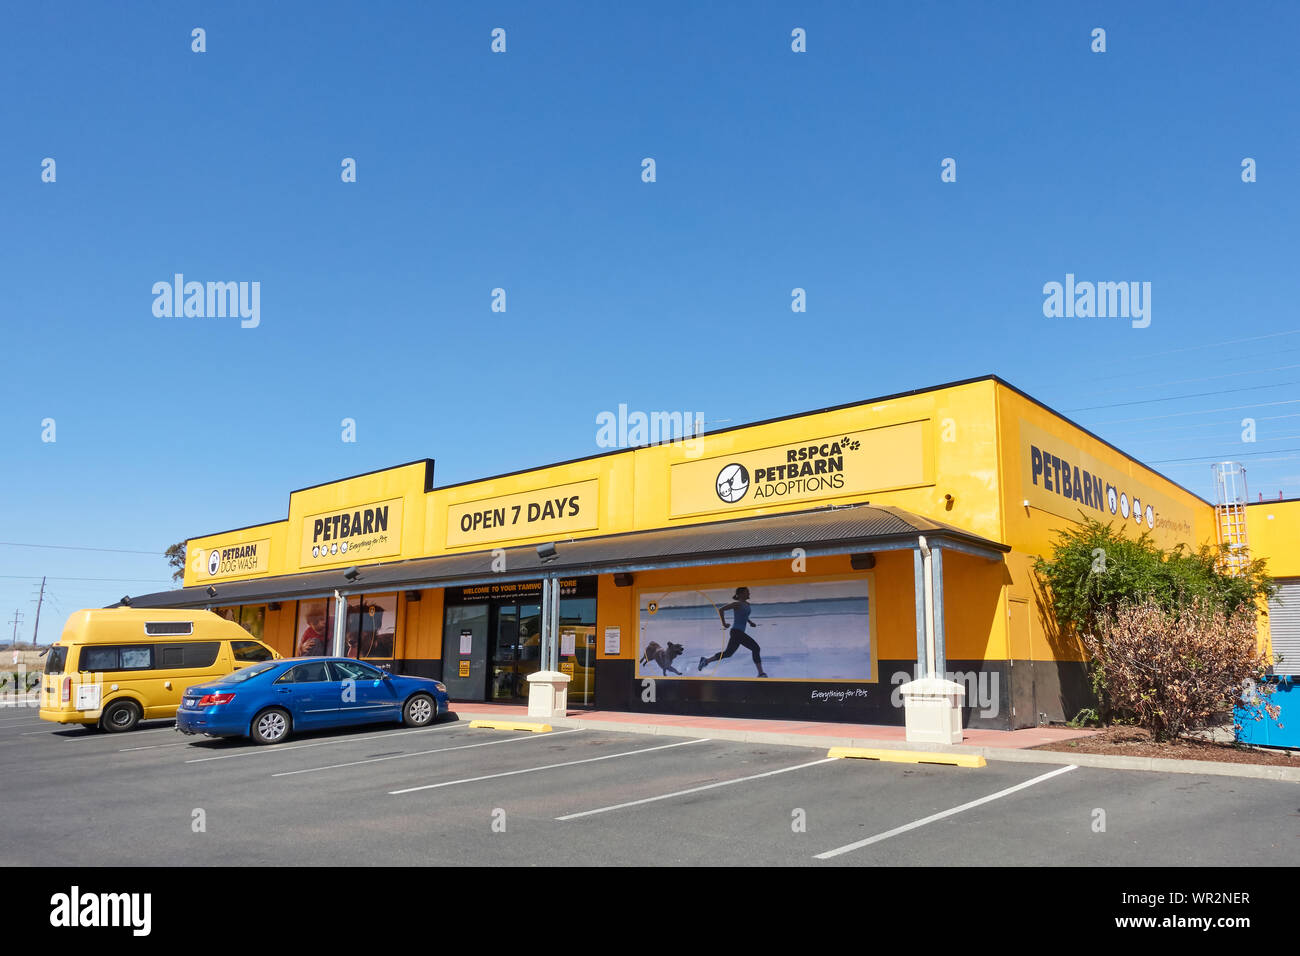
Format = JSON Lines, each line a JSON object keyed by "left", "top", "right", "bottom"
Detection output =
{"left": 176, "top": 657, "right": 449, "bottom": 745}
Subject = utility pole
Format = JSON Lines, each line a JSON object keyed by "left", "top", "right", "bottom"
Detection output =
{"left": 7, "top": 610, "right": 23, "bottom": 649}
{"left": 31, "top": 577, "right": 46, "bottom": 648}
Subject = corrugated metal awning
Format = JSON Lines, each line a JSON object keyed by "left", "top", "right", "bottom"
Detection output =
{"left": 123, "top": 503, "right": 1008, "bottom": 609}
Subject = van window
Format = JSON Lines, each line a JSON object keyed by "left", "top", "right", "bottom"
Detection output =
{"left": 45, "top": 646, "right": 68, "bottom": 675}
{"left": 80, "top": 645, "right": 154, "bottom": 672}
{"left": 145, "top": 621, "right": 193, "bottom": 636}
{"left": 120, "top": 646, "right": 152, "bottom": 669}
{"left": 155, "top": 642, "right": 220, "bottom": 669}
{"left": 231, "top": 641, "right": 274, "bottom": 663}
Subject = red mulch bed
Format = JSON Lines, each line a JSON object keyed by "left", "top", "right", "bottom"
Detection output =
{"left": 1033, "top": 726, "right": 1300, "bottom": 767}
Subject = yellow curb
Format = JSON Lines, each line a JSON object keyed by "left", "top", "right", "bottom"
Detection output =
{"left": 468, "top": 719, "right": 553, "bottom": 733}
{"left": 827, "top": 746, "right": 985, "bottom": 768}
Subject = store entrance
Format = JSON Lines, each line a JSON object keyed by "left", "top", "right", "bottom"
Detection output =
{"left": 490, "top": 603, "right": 541, "bottom": 701}
{"left": 441, "top": 577, "right": 598, "bottom": 705}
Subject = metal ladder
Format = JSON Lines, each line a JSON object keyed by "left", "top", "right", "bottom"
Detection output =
{"left": 1212, "top": 462, "right": 1250, "bottom": 575}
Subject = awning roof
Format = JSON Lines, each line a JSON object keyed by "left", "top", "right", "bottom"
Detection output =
{"left": 123, "top": 504, "right": 1009, "bottom": 609}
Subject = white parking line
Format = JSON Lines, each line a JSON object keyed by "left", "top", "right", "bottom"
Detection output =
{"left": 813, "top": 764, "right": 1079, "bottom": 859}
{"left": 185, "top": 722, "right": 463, "bottom": 764}
{"left": 390, "top": 737, "right": 709, "bottom": 795}
{"left": 272, "top": 728, "right": 584, "bottom": 777}
{"left": 118, "top": 741, "right": 194, "bottom": 752}
{"left": 556, "top": 756, "right": 839, "bottom": 820}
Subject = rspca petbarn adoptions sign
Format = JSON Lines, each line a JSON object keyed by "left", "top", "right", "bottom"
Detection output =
{"left": 300, "top": 497, "right": 404, "bottom": 566}
{"left": 668, "top": 420, "right": 932, "bottom": 519}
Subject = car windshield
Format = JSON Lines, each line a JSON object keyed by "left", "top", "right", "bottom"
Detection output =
{"left": 215, "top": 662, "right": 280, "bottom": 684}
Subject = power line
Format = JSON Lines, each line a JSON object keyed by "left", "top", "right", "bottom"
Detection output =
{"left": 0, "top": 542, "right": 160, "bottom": 555}
{"left": 1146, "top": 447, "right": 1300, "bottom": 464}
{"left": 1114, "top": 432, "right": 1300, "bottom": 448}
{"left": 1159, "top": 456, "right": 1300, "bottom": 469}
{"left": 0, "top": 575, "right": 172, "bottom": 584}
{"left": 1103, "top": 413, "right": 1300, "bottom": 438}
{"left": 1058, "top": 343, "right": 1300, "bottom": 387}
{"left": 1067, "top": 380, "right": 1300, "bottom": 413}
{"left": 1098, "top": 328, "right": 1300, "bottom": 362}
{"left": 1086, "top": 398, "right": 1300, "bottom": 426}
{"left": 1124, "top": 364, "right": 1300, "bottom": 392}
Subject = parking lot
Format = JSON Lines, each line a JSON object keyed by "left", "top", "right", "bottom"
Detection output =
{"left": 1, "top": 705, "right": 1295, "bottom": 867}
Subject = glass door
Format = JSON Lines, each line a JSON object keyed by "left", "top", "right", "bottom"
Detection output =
{"left": 442, "top": 604, "right": 490, "bottom": 700}
{"left": 491, "top": 603, "right": 541, "bottom": 701}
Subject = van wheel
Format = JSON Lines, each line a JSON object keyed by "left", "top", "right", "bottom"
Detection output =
{"left": 251, "top": 708, "right": 291, "bottom": 745}
{"left": 403, "top": 694, "right": 435, "bottom": 727}
{"left": 101, "top": 700, "right": 141, "bottom": 733}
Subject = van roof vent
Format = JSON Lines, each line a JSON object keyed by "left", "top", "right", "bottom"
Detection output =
{"left": 144, "top": 621, "right": 194, "bottom": 636}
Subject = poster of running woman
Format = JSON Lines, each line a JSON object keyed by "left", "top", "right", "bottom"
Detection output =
{"left": 636, "top": 576, "right": 872, "bottom": 681}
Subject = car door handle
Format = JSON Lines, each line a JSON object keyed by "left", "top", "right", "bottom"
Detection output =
{"left": 276, "top": 688, "right": 292, "bottom": 694}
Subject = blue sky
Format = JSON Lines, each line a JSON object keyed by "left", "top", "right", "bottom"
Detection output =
{"left": 2, "top": 1, "right": 1298, "bottom": 634}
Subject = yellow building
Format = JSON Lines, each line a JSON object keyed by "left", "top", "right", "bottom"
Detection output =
{"left": 125, "top": 376, "right": 1300, "bottom": 729}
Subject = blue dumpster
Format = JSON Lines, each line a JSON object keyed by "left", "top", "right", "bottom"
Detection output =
{"left": 1235, "top": 676, "right": 1299, "bottom": 748}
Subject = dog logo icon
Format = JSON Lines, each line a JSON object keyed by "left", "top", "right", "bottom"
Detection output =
{"left": 716, "top": 463, "right": 749, "bottom": 503}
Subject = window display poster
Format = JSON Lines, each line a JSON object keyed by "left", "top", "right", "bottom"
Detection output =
{"left": 637, "top": 577, "right": 870, "bottom": 680}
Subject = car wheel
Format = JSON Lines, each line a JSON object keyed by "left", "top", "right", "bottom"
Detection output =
{"left": 101, "top": 700, "right": 141, "bottom": 733}
{"left": 403, "top": 694, "right": 436, "bottom": 727}
{"left": 251, "top": 708, "right": 291, "bottom": 745}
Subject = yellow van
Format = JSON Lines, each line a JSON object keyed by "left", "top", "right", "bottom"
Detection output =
{"left": 39, "top": 608, "right": 281, "bottom": 733}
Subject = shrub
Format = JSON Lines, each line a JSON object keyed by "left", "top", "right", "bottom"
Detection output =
{"left": 1084, "top": 599, "right": 1278, "bottom": 741}
{"left": 1033, "top": 516, "right": 1274, "bottom": 639}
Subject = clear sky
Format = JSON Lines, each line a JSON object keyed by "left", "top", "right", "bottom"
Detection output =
{"left": 2, "top": 1, "right": 1297, "bottom": 636}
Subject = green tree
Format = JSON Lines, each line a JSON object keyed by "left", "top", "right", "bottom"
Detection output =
{"left": 165, "top": 542, "right": 186, "bottom": 583}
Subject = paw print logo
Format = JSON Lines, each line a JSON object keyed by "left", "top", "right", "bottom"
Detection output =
{"left": 841, "top": 436, "right": 860, "bottom": 451}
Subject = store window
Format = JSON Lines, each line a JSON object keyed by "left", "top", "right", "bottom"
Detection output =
{"left": 344, "top": 593, "right": 397, "bottom": 660}
{"left": 295, "top": 599, "right": 334, "bottom": 656}
{"left": 237, "top": 605, "right": 266, "bottom": 641}
{"left": 214, "top": 607, "right": 238, "bottom": 622}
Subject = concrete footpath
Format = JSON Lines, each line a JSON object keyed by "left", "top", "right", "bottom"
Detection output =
{"left": 451, "top": 702, "right": 1300, "bottom": 783}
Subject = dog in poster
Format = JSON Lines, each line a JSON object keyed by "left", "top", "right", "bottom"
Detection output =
{"left": 640, "top": 641, "right": 686, "bottom": 675}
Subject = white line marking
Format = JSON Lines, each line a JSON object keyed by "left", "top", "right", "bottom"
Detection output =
{"left": 185, "top": 722, "right": 463, "bottom": 764}
{"left": 557, "top": 756, "right": 839, "bottom": 820}
{"left": 273, "top": 728, "right": 583, "bottom": 777}
{"left": 390, "top": 737, "right": 710, "bottom": 795}
{"left": 814, "top": 764, "right": 1079, "bottom": 859}
{"left": 118, "top": 741, "right": 193, "bottom": 752}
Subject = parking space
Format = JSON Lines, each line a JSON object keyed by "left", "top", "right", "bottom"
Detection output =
{"left": 2, "top": 709, "right": 1295, "bottom": 867}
